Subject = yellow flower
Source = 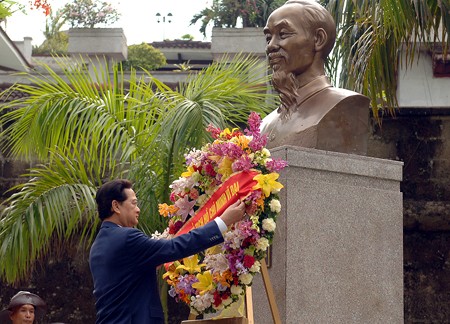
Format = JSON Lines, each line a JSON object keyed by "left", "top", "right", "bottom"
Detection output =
{"left": 253, "top": 173, "right": 284, "bottom": 197}
{"left": 233, "top": 135, "right": 250, "bottom": 150}
{"left": 192, "top": 270, "right": 214, "bottom": 295}
{"left": 181, "top": 165, "right": 195, "bottom": 178}
{"left": 218, "top": 157, "right": 233, "bottom": 179}
{"left": 205, "top": 245, "right": 222, "bottom": 255}
{"left": 176, "top": 255, "right": 205, "bottom": 274}
{"left": 219, "top": 127, "right": 238, "bottom": 138}
{"left": 158, "top": 203, "right": 179, "bottom": 217}
{"left": 163, "top": 261, "right": 182, "bottom": 283}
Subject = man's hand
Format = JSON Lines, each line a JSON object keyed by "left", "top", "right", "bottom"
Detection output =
{"left": 220, "top": 200, "right": 246, "bottom": 227}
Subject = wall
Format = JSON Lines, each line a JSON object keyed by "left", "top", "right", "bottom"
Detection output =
{"left": 368, "top": 111, "right": 450, "bottom": 322}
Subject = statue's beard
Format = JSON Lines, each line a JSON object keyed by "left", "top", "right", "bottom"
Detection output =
{"left": 271, "top": 69, "right": 300, "bottom": 119}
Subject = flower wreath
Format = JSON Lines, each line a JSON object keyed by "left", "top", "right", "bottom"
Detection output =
{"left": 157, "top": 112, "right": 287, "bottom": 315}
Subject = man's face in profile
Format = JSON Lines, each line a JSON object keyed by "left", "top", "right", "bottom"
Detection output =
{"left": 264, "top": 4, "right": 316, "bottom": 77}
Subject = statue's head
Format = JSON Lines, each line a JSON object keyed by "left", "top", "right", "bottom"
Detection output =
{"left": 264, "top": 0, "right": 337, "bottom": 114}
{"left": 264, "top": 0, "right": 336, "bottom": 74}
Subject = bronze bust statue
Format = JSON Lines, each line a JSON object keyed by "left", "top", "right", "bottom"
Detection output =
{"left": 260, "top": 0, "right": 369, "bottom": 155}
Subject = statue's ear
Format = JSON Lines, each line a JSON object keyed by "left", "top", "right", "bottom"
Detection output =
{"left": 314, "top": 28, "right": 327, "bottom": 52}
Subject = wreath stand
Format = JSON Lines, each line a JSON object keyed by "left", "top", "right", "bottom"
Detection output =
{"left": 181, "top": 258, "right": 281, "bottom": 324}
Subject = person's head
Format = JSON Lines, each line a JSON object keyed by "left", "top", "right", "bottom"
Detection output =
{"left": 264, "top": 0, "right": 336, "bottom": 76}
{"left": 95, "top": 179, "right": 140, "bottom": 227}
{"left": 0, "top": 291, "right": 46, "bottom": 324}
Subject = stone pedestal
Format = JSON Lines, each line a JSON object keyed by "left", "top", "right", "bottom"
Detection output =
{"left": 68, "top": 28, "right": 127, "bottom": 61}
{"left": 252, "top": 146, "right": 403, "bottom": 323}
{"left": 68, "top": 28, "right": 127, "bottom": 80}
{"left": 211, "top": 27, "right": 265, "bottom": 62}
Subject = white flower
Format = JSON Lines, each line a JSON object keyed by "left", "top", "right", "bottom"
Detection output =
{"left": 151, "top": 228, "right": 172, "bottom": 239}
{"left": 256, "top": 237, "right": 270, "bottom": 251}
{"left": 191, "top": 293, "right": 214, "bottom": 313}
{"left": 261, "top": 148, "right": 271, "bottom": 157}
{"left": 262, "top": 218, "right": 276, "bottom": 232}
{"left": 239, "top": 273, "right": 253, "bottom": 285}
{"left": 196, "top": 194, "right": 209, "bottom": 206}
{"left": 224, "top": 231, "right": 242, "bottom": 249}
{"left": 204, "top": 253, "right": 229, "bottom": 272}
{"left": 170, "top": 176, "right": 196, "bottom": 194}
{"left": 269, "top": 199, "right": 281, "bottom": 213}
{"left": 230, "top": 285, "right": 243, "bottom": 295}
{"left": 249, "top": 260, "right": 261, "bottom": 273}
{"left": 271, "top": 188, "right": 281, "bottom": 194}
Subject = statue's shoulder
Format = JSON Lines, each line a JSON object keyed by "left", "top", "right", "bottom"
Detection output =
{"left": 321, "top": 86, "right": 370, "bottom": 108}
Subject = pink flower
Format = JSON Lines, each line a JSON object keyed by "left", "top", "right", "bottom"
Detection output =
{"left": 175, "top": 196, "right": 196, "bottom": 222}
{"left": 266, "top": 158, "right": 288, "bottom": 172}
{"left": 232, "top": 156, "right": 255, "bottom": 172}
{"left": 206, "top": 124, "right": 222, "bottom": 139}
{"left": 248, "top": 133, "right": 268, "bottom": 151}
{"left": 210, "top": 142, "right": 243, "bottom": 160}
{"left": 244, "top": 111, "right": 262, "bottom": 136}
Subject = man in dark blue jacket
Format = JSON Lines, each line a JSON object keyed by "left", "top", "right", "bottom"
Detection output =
{"left": 89, "top": 179, "right": 246, "bottom": 324}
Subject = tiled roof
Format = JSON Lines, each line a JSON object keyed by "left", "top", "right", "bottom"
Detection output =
{"left": 150, "top": 40, "right": 211, "bottom": 49}
{"left": 0, "top": 84, "right": 29, "bottom": 103}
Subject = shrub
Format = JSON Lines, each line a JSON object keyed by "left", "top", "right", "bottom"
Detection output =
{"left": 122, "top": 43, "right": 167, "bottom": 71}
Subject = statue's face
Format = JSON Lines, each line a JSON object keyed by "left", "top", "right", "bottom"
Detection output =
{"left": 264, "top": 4, "right": 316, "bottom": 76}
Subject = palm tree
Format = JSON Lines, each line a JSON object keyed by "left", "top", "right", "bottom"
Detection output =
{"left": 0, "top": 54, "right": 274, "bottom": 285}
{"left": 322, "top": 0, "right": 449, "bottom": 115}
{"left": 190, "top": 0, "right": 285, "bottom": 36}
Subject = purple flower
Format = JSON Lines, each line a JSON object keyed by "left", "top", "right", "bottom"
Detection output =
{"left": 169, "top": 286, "right": 177, "bottom": 297}
{"left": 266, "top": 158, "right": 288, "bottom": 172}
{"left": 248, "top": 133, "right": 268, "bottom": 151}
{"left": 244, "top": 111, "right": 262, "bottom": 136}
{"left": 226, "top": 250, "right": 245, "bottom": 274}
{"left": 232, "top": 156, "right": 255, "bottom": 172}
{"left": 210, "top": 142, "right": 243, "bottom": 159}
{"left": 177, "top": 275, "right": 198, "bottom": 295}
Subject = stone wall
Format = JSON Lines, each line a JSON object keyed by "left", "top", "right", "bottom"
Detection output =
{"left": 1, "top": 107, "right": 450, "bottom": 322}
{"left": 368, "top": 109, "right": 450, "bottom": 322}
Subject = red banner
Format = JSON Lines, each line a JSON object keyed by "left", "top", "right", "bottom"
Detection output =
{"left": 175, "top": 170, "right": 259, "bottom": 236}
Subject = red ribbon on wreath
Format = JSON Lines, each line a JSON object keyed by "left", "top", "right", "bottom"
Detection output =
{"left": 174, "top": 170, "right": 259, "bottom": 236}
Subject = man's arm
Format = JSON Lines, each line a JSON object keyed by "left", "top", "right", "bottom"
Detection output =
{"left": 126, "top": 200, "right": 246, "bottom": 268}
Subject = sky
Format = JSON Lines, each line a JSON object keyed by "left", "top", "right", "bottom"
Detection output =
{"left": 3, "top": 0, "right": 213, "bottom": 46}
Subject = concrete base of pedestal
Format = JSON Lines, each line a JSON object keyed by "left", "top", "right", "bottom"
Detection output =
{"left": 252, "top": 146, "right": 404, "bottom": 323}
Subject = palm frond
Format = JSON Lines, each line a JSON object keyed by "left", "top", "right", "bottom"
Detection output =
{"left": 0, "top": 156, "right": 99, "bottom": 283}
{"left": 323, "top": 0, "right": 449, "bottom": 116}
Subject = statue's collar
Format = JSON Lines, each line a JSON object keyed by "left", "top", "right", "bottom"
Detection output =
{"left": 295, "top": 75, "right": 332, "bottom": 107}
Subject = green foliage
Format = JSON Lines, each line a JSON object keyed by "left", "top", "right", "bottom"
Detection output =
{"left": 191, "top": 0, "right": 285, "bottom": 36}
{"left": 122, "top": 43, "right": 167, "bottom": 71}
{"left": 32, "top": 9, "right": 68, "bottom": 54}
{"left": 321, "top": 0, "right": 450, "bottom": 116}
{"left": 181, "top": 34, "right": 194, "bottom": 40}
{"left": 0, "top": 54, "right": 274, "bottom": 284}
{"left": 62, "top": 0, "right": 120, "bottom": 28}
{"left": 32, "top": 32, "right": 68, "bottom": 55}
{"left": 173, "top": 61, "right": 191, "bottom": 72}
{"left": 0, "top": 0, "right": 23, "bottom": 20}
